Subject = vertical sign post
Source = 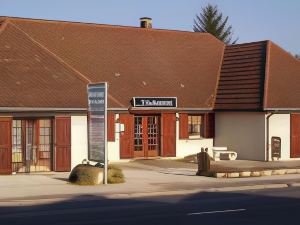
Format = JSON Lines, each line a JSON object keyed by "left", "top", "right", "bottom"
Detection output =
{"left": 87, "top": 83, "right": 108, "bottom": 184}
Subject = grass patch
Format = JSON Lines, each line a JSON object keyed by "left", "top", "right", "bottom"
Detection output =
{"left": 108, "top": 164, "right": 125, "bottom": 184}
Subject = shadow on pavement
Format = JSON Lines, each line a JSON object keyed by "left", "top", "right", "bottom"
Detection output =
{"left": 0, "top": 187, "right": 299, "bottom": 225}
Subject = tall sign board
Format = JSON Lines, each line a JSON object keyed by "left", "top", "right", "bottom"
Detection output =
{"left": 87, "top": 83, "right": 108, "bottom": 184}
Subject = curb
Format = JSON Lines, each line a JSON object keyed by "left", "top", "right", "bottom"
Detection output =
{"left": 212, "top": 168, "right": 300, "bottom": 178}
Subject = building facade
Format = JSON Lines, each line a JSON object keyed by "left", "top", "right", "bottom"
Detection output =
{"left": 0, "top": 17, "right": 300, "bottom": 174}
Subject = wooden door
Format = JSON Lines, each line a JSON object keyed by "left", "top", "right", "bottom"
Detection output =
{"left": 161, "top": 113, "right": 176, "bottom": 157}
{"left": 55, "top": 117, "right": 71, "bottom": 171}
{"left": 120, "top": 114, "right": 134, "bottom": 159}
{"left": 146, "top": 116, "right": 160, "bottom": 157}
{"left": 0, "top": 118, "right": 12, "bottom": 175}
{"left": 291, "top": 114, "right": 300, "bottom": 158}
{"left": 133, "top": 116, "right": 145, "bottom": 157}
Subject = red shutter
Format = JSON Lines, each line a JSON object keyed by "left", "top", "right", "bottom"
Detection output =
{"left": 0, "top": 118, "right": 12, "bottom": 175}
{"left": 204, "top": 113, "right": 215, "bottom": 138}
{"left": 179, "top": 113, "right": 189, "bottom": 139}
{"left": 291, "top": 114, "right": 300, "bottom": 158}
{"left": 55, "top": 116, "right": 71, "bottom": 172}
{"left": 161, "top": 113, "right": 176, "bottom": 157}
{"left": 119, "top": 114, "right": 134, "bottom": 159}
{"left": 108, "top": 112, "right": 115, "bottom": 142}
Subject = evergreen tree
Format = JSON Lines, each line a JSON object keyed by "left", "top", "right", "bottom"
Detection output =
{"left": 193, "top": 4, "right": 238, "bottom": 44}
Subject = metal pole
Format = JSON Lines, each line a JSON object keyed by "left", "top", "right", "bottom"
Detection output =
{"left": 104, "top": 82, "right": 108, "bottom": 184}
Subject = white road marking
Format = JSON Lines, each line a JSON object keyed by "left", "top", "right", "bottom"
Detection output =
{"left": 187, "top": 208, "right": 246, "bottom": 216}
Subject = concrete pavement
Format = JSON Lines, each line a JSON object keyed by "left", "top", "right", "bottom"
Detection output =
{"left": 0, "top": 160, "right": 300, "bottom": 204}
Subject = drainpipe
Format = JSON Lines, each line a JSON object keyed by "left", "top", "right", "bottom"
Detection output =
{"left": 266, "top": 113, "right": 274, "bottom": 162}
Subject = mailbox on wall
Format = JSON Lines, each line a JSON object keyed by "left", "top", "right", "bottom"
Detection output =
{"left": 271, "top": 136, "right": 281, "bottom": 159}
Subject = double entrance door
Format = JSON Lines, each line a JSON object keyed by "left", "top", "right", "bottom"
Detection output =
{"left": 12, "top": 119, "right": 53, "bottom": 173}
{"left": 134, "top": 115, "right": 160, "bottom": 158}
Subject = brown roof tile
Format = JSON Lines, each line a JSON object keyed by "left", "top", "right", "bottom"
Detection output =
{"left": 264, "top": 41, "right": 300, "bottom": 109}
{"left": 0, "top": 17, "right": 225, "bottom": 109}
{"left": 0, "top": 21, "right": 88, "bottom": 108}
{"left": 215, "top": 41, "right": 267, "bottom": 110}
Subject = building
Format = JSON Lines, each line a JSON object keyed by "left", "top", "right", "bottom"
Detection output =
{"left": 0, "top": 17, "right": 299, "bottom": 174}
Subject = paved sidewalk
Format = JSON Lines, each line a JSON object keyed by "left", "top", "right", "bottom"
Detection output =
{"left": 0, "top": 160, "right": 300, "bottom": 204}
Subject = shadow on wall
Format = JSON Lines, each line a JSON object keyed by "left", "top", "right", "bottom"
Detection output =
{"left": 0, "top": 189, "right": 299, "bottom": 225}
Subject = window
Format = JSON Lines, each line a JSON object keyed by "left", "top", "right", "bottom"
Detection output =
{"left": 188, "top": 115, "right": 203, "bottom": 138}
{"left": 39, "top": 119, "right": 52, "bottom": 152}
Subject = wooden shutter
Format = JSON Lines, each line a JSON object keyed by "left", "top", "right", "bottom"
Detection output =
{"left": 291, "top": 114, "right": 300, "bottom": 158}
{"left": 108, "top": 112, "right": 115, "bottom": 142}
{"left": 179, "top": 113, "right": 189, "bottom": 139}
{"left": 119, "top": 114, "right": 134, "bottom": 159}
{"left": 55, "top": 116, "right": 71, "bottom": 172}
{"left": 203, "top": 113, "right": 215, "bottom": 138}
{"left": 161, "top": 113, "right": 176, "bottom": 157}
{"left": 0, "top": 118, "right": 12, "bottom": 175}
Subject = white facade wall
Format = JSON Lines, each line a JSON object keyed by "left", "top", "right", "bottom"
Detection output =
{"left": 71, "top": 114, "right": 121, "bottom": 168}
{"left": 71, "top": 116, "right": 88, "bottom": 169}
{"left": 268, "top": 114, "right": 291, "bottom": 160}
{"left": 214, "top": 112, "right": 266, "bottom": 161}
{"left": 108, "top": 114, "right": 120, "bottom": 161}
{"left": 175, "top": 113, "right": 214, "bottom": 158}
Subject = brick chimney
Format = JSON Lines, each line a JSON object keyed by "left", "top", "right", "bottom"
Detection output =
{"left": 140, "top": 17, "right": 152, "bottom": 28}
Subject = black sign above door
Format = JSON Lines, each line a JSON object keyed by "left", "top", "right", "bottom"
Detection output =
{"left": 132, "top": 97, "right": 177, "bottom": 108}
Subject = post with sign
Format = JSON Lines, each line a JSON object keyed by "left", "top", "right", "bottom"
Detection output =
{"left": 87, "top": 83, "right": 108, "bottom": 184}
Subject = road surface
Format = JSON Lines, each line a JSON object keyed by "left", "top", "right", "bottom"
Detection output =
{"left": 0, "top": 187, "right": 299, "bottom": 225}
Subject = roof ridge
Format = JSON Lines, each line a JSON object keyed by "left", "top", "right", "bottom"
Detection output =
{"left": 212, "top": 44, "right": 226, "bottom": 108}
{"left": 1, "top": 15, "right": 215, "bottom": 36}
{"left": 6, "top": 20, "right": 126, "bottom": 108}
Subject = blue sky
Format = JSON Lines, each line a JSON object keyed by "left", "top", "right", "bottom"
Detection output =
{"left": 1, "top": 0, "right": 299, "bottom": 54}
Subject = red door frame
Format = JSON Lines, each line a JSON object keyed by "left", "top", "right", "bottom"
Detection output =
{"left": 0, "top": 118, "right": 12, "bottom": 175}
{"left": 291, "top": 114, "right": 300, "bottom": 158}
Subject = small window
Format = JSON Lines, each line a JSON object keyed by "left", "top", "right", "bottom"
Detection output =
{"left": 188, "top": 115, "right": 203, "bottom": 138}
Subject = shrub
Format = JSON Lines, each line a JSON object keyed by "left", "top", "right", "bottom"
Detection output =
{"left": 68, "top": 164, "right": 125, "bottom": 185}
{"left": 107, "top": 164, "right": 125, "bottom": 184}
{"left": 69, "top": 164, "right": 102, "bottom": 185}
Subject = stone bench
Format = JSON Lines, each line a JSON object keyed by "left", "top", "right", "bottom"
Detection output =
{"left": 212, "top": 147, "right": 238, "bottom": 161}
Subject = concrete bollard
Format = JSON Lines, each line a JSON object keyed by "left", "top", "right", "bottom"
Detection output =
{"left": 196, "top": 152, "right": 211, "bottom": 176}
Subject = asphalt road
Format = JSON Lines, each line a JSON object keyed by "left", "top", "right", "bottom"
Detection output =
{"left": 0, "top": 187, "right": 299, "bottom": 225}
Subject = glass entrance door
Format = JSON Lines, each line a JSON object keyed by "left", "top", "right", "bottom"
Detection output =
{"left": 134, "top": 116, "right": 160, "bottom": 158}
{"left": 12, "top": 119, "right": 53, "bottom": 173}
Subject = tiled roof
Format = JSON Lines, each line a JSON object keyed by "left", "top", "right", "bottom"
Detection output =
{"left": 215, "top": 41, "right": 267, "bottom": 110}
{"left": 0, "top": 17, "right": 225, "bottom": 109}
{"left": 1, "top": 17, "right": 300, "bottom": 111}
{"left": 0, "top": 20, "right": 88, "bottom": 108}
{"left": 264, "top": 41, "right": 300, "bottom": 109}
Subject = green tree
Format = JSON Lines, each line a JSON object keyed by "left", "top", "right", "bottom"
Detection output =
{"left": 193, "top": 4, "right": 238, "bottom": 44}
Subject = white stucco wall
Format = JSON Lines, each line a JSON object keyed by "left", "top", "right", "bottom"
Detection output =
{"left": 214, "top": 112, "right": 266, "bottom": 161}
{"left": 268, "top": 114, "right": 291, "bottom": 160}
{"left": 71, "top": 116, "right": 88, "bottom": 169}
{"left": 108, "top": 114, "right": 120, "bottom": 162}
{"left": 71, "top": 114, "right": 120, "bottom": 167}
{"left": 175, "top": 113, "right": 214, "bottom": 158}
